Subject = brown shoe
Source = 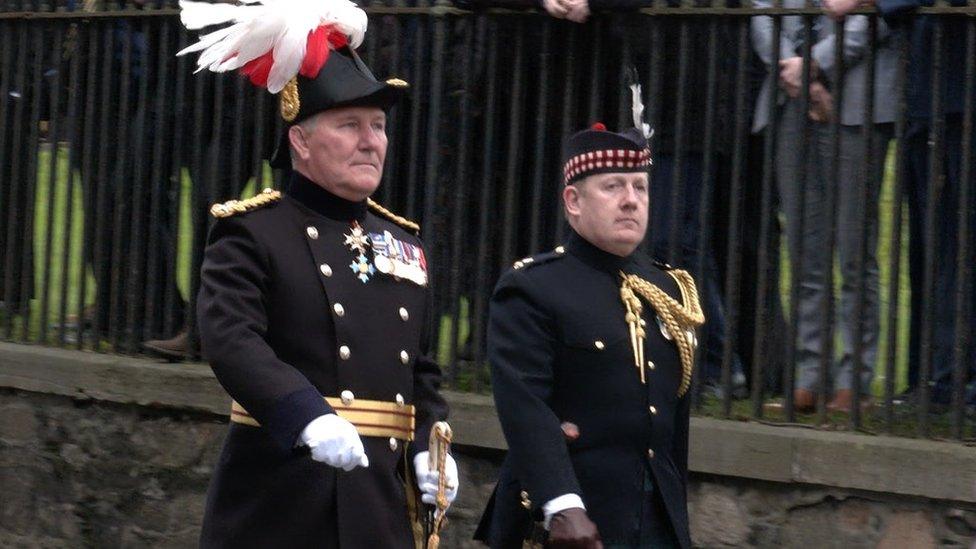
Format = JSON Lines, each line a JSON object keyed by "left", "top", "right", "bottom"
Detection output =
{"left": 794, "top": 389, "right": 816, "bottom": 413}
{"left": 827, "top": 389, "right": 873, "bottom": 413}
{"left": 142, "top": 331, "right": 189, "bottom": 361}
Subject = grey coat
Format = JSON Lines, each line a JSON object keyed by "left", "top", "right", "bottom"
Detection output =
{"left": 750, "top": 0, "right": 899, "bottom": 132}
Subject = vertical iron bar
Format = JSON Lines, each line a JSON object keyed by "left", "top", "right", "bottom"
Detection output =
{"left": 2, "top": 25, "right": 27, "bottom": 339}
{"left": 785, "top": 10, "right": 815, "bottom": 422}
{"left": 668, "top": 21, "right": 690, "bottom": 262}
{"left": 125, "top": 19, "right": 151, "bottom": 350}
{"left": 528, "top": 19, "right": 552, "bottom": 253}
{"left": 818, "top": 21, "right": 845, "bottom": 427}
{"left": 184, "top": 62, "right": 207, "bottom": 358}
{"left": 381, "top": 14, "right": 402, "bottom": 206}
{"left": 422, "top": 4, "right": 446, "bottom": 357}
{"left": 16, "top": 22, "right": 44, "bottom": 341}
{"left": 752, "top": 5, "right": 782, "bottom": 417}
{"left": 144, "top": 19, "right": 169, "bottom": 342}
{"left": 164, "top": 24, "right": 188, "bottom": 339}
{"left": 77, "top": 21, "right": 101, "bottom": 350}
{"left": 918, "top": 21, "right": 944, "bottom": 437}
{"left": 447, "top": 15, "right": 475, "bottom": 388}
{"left": 91, "top": 22, "right": 116, "bottom": 351}
{"left": 59, "top": 22, "right": 83, "bottom": 347}
{"left": 40, "top": 24, "right": 65, "bottom": 345}
{"left": 470, "top": 15, "right": 499, "bottom": 388}
{"left": 499, "top": 19, "right": 525, "bottom": 268}
{"left": 850, "top": 16, "right": 878, "bottom": 429}
{"left": 883, "top": 30, "right": 910, "bottom": 432}
{"left": 647, "top": 17, "right": 663, "bottom": 175}
{"left": 950, "top": 19, "right": 975, "bottom": 439}
{"left": 694, "top": 17, "right": 719, "bottom": 412}
{"left": 404, "top": 13, "right": 427, "bottom": 219}
{"left": 616, "top": 18, "right": 632, "bottom": 131}
{"left": 0, "top": 21, "right": 12, "bottom": 340}
{"left": 251, "top": 84, "right": 267, "bottom": 190}
{"left": 108, "top": 22, "right": 134, "bottom": 351}
{"left": 555, "top": 24, "right": 580, "bottom": 246}
{"left": 720, "top": 18, "right": 749, "bottom": 417}
{"left": 229, "top": 75, "right": 246, "bottom": 198}
{"left": 586, "top": 18, "right": 604, "bottom": 125}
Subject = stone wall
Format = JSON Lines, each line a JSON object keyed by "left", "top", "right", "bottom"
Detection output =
{"left": 1, "top": 343, "right": 975, "bottom": 548}
{"left": 0, "top": 390, "right": 224, "bottom": 547}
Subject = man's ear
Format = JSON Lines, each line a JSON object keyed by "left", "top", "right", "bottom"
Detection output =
{"left": 288, "top": 125, "right": 310, "bottom": 161}
{"left": 563, "top": 183, "right": 582, "bottom": 217}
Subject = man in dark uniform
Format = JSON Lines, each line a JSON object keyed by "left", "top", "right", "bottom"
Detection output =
{"left": 195, "top": 42, "right": 458, "bottom": 547}
{"left": 475, "top": 122, "right": 703, "bottom": 548}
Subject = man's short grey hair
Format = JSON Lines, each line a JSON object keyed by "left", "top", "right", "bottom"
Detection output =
{"left": 297, "top": 112, "right": 322, "bottom": 133}
{"left": 289, "top": 113, "right": 324, "bottom": 168}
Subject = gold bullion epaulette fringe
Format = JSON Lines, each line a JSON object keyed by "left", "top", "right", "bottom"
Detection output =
{"left": 210, "top": 188, "right": 282, "bottom": 218}
{"left": 367, "top": 198, "right": 420, "bottom": 235}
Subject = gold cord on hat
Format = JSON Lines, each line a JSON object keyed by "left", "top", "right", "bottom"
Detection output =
{"left": 280, "top": 77, "right": 300, "bottom": 122}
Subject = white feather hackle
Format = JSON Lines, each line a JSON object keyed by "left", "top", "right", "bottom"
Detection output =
{"left": 176, "top": 0, "right": 368, "bottom": 94}
{"left": 629, "top": 82, "right": 652, "bottom": 140}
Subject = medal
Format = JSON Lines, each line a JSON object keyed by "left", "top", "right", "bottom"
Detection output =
{"left": 343, "top": 222, "right": 371, "bottom": 254}
{"left": 349, "top": 253, "right": 375, "bottom": 283}
{"left": 367, "top": 230, "right": 429, "bottom": 287}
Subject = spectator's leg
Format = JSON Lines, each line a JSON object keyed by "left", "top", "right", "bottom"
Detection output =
{"left": 834, "top": 124, "right": 890, "bottom": 405}
{"left": 776, "top": 100, "right": 829, "bottom": 406}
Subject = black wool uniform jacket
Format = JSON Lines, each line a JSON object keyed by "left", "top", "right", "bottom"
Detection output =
{"left": 475, "top": 231, "right": 693, "bottom": 549}
{"left": 197, "top": 173, "right": 447, "bottom": 549}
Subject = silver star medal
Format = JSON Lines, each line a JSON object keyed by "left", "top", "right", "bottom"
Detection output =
{"left": 343, "top": 223, "right": 371, "bottom": 254}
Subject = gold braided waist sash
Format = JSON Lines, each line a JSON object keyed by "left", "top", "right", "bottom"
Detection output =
{"left": 231, "top": 397, "right": 416, "bottom": 441}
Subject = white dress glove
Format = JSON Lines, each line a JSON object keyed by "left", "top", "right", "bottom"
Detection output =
{"left": 413, "top": 451, "right": 459, "bottom": 510}
{"left": 300, "top": 414, "right": 369, "bottom": 471}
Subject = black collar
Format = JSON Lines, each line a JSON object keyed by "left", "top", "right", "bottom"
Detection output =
{"left": 286, "top": 171, "right": 367, "bottom": 223}
{"left": 565, "top": 230, "right": 636, "bottom": 273}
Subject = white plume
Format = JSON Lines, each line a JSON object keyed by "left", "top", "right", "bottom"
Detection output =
{"left": 175, "top": 0, "right": 368, "bottom": 94}
{"left": 629, "top": 82, "right": 652, "bottom": 140}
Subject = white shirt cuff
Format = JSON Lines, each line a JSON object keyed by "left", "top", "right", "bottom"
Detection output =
{"left": 542, "top": 493, "right": 586, "bottom": 530}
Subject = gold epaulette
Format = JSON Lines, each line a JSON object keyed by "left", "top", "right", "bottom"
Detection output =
{"left": 513, "top": 245, "right": 566, "bottom": 270}
{"left": 367, "top": 198, "right": 420, "bottom": 235}
{"left": 210, "top": 188, "right": 281, "bottom": 218}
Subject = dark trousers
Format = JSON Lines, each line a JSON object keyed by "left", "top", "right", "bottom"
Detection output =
{"left": 904, "top": 116, "right": 976, "bottom": 404}
{"left": 603, "top": 467, "right": 679, "bottom": 548}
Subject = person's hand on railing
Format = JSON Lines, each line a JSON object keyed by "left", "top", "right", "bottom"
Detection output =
{"left": 822, "top": 0, "right": 876, "bottom": 20}
{"left": 542, "top": 0, "right": 591, "bottom": 23}
{"left": 779, "top": 57, "right": 819, "bottom": 98}
{"left": 808, "top": 81, "right": 834, "bottom": 123}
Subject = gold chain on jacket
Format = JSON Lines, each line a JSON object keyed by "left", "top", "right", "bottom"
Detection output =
{"left": 620, "top": 270, "right": 705, "bottom": 397}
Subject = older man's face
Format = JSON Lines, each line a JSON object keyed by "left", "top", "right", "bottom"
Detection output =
{"left": 563, "top": 171, "right": 649, "bottom": 257}
{"left": 290, "top": 106, "right": 388, "bottom": 201}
